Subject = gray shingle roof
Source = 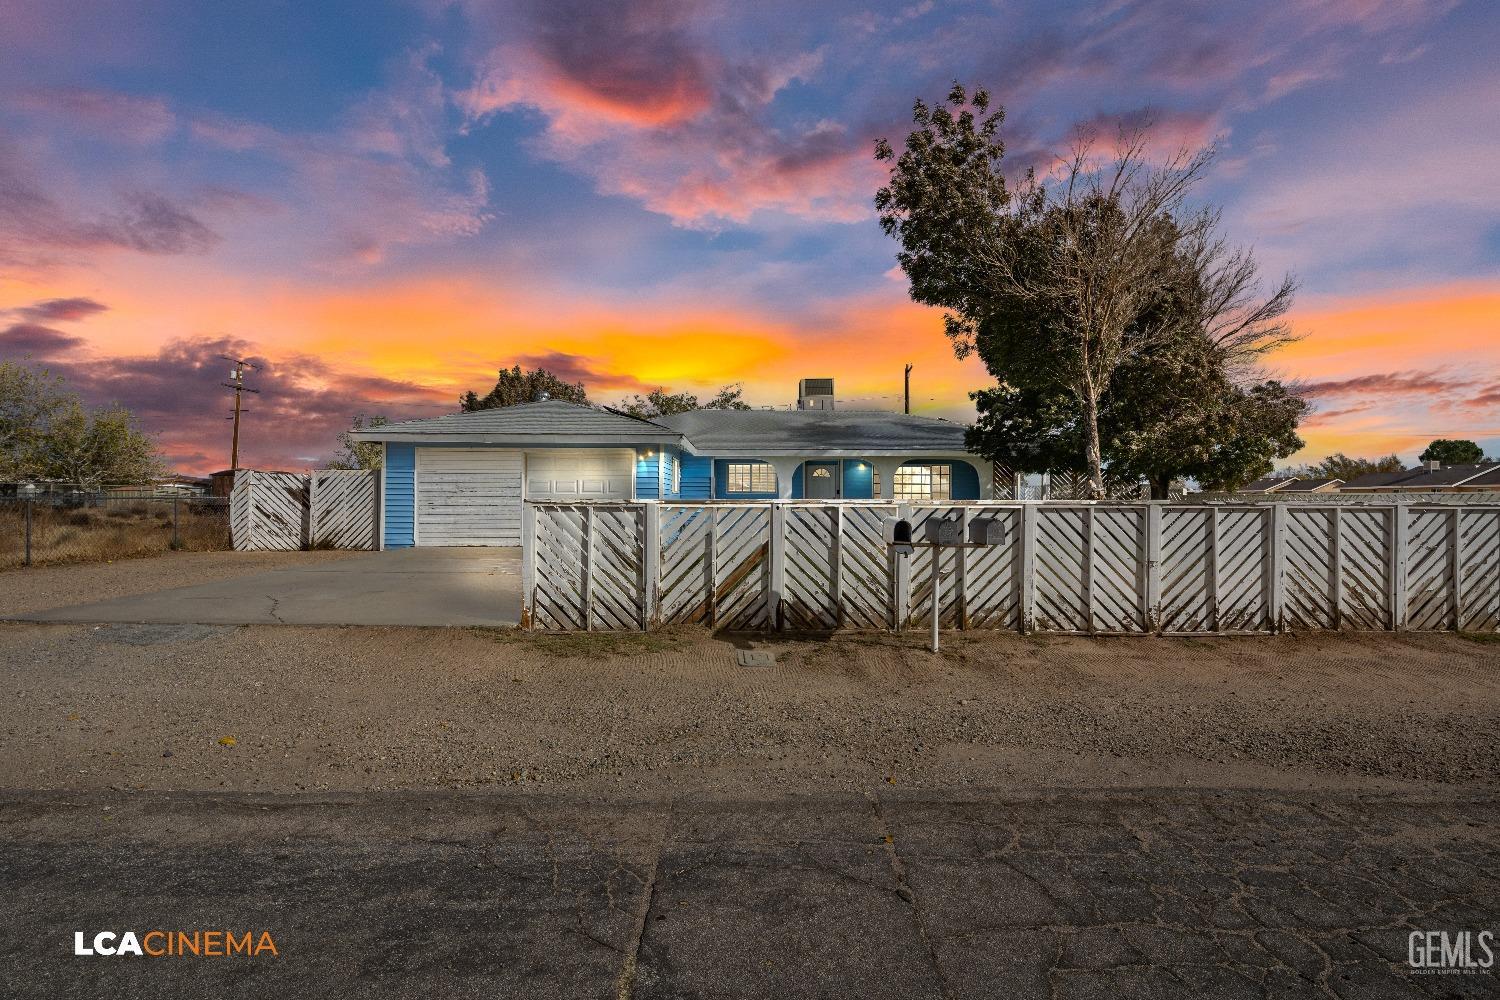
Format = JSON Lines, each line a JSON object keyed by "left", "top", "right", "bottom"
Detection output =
{"left": 1341, "top": 469, "right": 1424, "bottom": 489}
{"left": 654, "top": 409, "right": 969, "bottom": 455}
{"left": 349, "top": 400, "right": 685, "bottom": 445}
{"left": 1242, "top": 476, "right": 1297, "bottom": 492}
{"left": 1279, "top": 478, "right": 1342, "bottom": 492}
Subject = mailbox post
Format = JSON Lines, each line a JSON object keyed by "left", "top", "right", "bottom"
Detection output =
{"left": 886, "top": 513, "right": 1008, "bottom": 653}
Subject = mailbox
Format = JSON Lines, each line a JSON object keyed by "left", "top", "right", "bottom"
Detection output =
{"left": 968, "top": 516, "right": 1006, "bottom": 545}
{"left": 883, "top": 516, "right": 914, "bottom": 556}
{"left": 924, "top": 517, "right": 962, "bottom": 545}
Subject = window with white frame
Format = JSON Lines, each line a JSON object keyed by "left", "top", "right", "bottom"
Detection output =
{"left": 725, "top": 462, "right": 776, "bottom": 494}
{"left": 672, "top": 457, "right": 681, "bottom": 495}
{"left": 893, "top": 464, "right": 951, "bottom": 500}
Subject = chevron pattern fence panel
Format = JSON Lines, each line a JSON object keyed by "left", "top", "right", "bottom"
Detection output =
{"left": 1339, "top": 508, "right": 1392, "bottom": 629}
{"left": 522, "top": 501, "right": 1500, "bottom": 635}
{"left": 1458, "top": 508, "right": 1500, "bottom": 632}
{"left": 310, "top": 470, "right": 377, "bottom": 550}
{"left": 231, "top": 471, "right": 308, "bottom": 551}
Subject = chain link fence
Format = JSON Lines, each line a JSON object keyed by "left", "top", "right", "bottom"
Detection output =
{"left": 0, "top": 494, "right": 231, "bottom": 570}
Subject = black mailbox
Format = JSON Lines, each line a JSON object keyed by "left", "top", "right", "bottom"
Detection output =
{"left": 924, "top": 517, "right": 962, "bottom": 544}
{"left": 968, "top": 517, "right": 1006, "bottom": 545}
{"left": 883, "top": 516, "right": 914, "bottom": 556}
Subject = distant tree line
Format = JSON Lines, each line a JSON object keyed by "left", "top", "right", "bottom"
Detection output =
{"left": 458, "top": 365, "right": 751, "bottom": 419}
{"left": 0, "top": 361, "right": 162, "bottom": 490}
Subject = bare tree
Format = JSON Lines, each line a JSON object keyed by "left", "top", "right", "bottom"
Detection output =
{"left": 987, "top": 130, "right": 1216, "bottom": 496}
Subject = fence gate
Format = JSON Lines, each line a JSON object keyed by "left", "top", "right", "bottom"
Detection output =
{"left": 231, "top": 471, "right": 308, "bottom": 551}
{"left": 310, "top": 470, "right": 377, "bottom": 550}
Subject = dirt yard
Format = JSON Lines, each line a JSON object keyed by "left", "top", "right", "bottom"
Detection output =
{"left": 0, "top": 500, "right": 234, "bottom": 571}
{"left": 1, "top": 622, "right": 1496, "bottom": 797}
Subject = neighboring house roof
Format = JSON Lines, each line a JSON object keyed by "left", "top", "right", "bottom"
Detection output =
{"left": 349, "top": 400, "right": 686, "bottom": 446}
{"left": 1395, "top": 464, "right": 1494, "bottom": 488}
{"left": 1456, "top": 465, "right": 1500, "bottom": 488}
{"left": 1279, "top": 478, "right": 1342, "bottom": 492}
{"left": 1340, "top": 469, "right": 1425, "bottom": 490}
{"left": 1242, "top": 476, "right": 1298, "bottom": 492}
{"left": 653, "top": 408, "right": 970, "bottom": 456}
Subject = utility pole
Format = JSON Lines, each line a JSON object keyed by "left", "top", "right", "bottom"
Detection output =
{"left": 220, "top": 355, "right": 260, "bottom": 471}
{"left": 904, "top": 363, "right": 913, "bottom": 414}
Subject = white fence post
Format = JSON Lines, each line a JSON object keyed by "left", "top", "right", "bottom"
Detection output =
{"left": 769, "top": 502, "right": 786, "bottom": 631}
{"left": 521, "top": 503, "right": 536, "bottom": 629}
{"left": 308, "top": 471, "right": 319, "bottom": 547}
{"left": 707, "top": 507, "right": 719, "bottom": 627}
{"left": 583, "top": 506, "right": 595, "bottom": 632}
{"left": 1451, "top": 507, "right": 1464, "bottom": 631}
{"left": 1390, "top": 505, "right": 1407, "bottom": 631}
{"left": 1144, "top": 503, "right": 1162, "bottom": 633}
{"left": 1329, "top": 506, "right": 1343, "bottom": 629}
{"left": 894, "top": 503, "right": 913, "bottom": 631}
{"left": 832, "top": 505, "right": 845, "bottom": 628}
{"left": 1082, "top": 505, "right": 1096, "bottom": 634}
{"left": 958, "top": 507, "right": 971, "bottom": 629}
{"left": 1207, "top": 506, "right": 1220, "bottom": 632}
{"left": 643, "top": 503, "right": 660, "bottom": 630}
{"left": 1020, "top": 503, "right": 1037, "bottom": 633}
{"left": 1270, "top": 504, "right": 1287, "bottom": 632}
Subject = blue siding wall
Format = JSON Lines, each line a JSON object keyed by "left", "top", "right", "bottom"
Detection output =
{"left": 842, "top": 460, "right": 874, "bottom": 499}
{"left": 383, "top": 443, "right": 415, "bottom": 548}
{"left": 635, "top": 450, "right": 661, "bottom": 499}
{"left": 678, "top": 454, "right": 712, "bottom": 499}
{"left": 950, "top": 460, "right": 981, "bottom": 500}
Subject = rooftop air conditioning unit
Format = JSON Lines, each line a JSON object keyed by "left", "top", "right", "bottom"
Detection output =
{"left": 797, "top": 378, "right": 835, "bottom": 411}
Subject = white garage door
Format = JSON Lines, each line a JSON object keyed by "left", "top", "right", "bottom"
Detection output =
{"left": 525, "top": 449, "right": 633, "bottom": 500}
{"left": 416, "top": 448, "right": 523, "bottom": 546}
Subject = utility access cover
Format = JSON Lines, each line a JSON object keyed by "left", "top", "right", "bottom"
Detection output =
{"left": 735, "top": 649, "right": 776, "bottom": 668}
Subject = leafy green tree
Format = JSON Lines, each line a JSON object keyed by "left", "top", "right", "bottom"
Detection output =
{"left": 0, "top": 362, "right": 70, "bottom": 481}
{"left": 615, "top": 383, "right": 752, "bottom": 419}
{"left": 328, "top": 414, "right": 389, "bottom": 470}
{"left": 1418, "top": 439, "right": 1484, "bottom": 465}
{"left": 32, "top": 400, "right": 163, "bottom": 490}
{"left": 460, "top": 366, "right": 588, "bottom": 410}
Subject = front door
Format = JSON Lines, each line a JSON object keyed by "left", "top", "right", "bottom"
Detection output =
{"left": 804, "top": 462, "right": 839, "bottom": 499}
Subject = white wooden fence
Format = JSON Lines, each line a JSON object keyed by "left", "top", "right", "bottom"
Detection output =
{"left": 522, "top": 501, "right": 1500, "bottom": 635}
{"left": 231, "top": 470, "right": 378, "bottom": 551}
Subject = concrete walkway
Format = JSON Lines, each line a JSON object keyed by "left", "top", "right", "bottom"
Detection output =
{"left": 5, "top": 548, "right": 521, "bottom": 627}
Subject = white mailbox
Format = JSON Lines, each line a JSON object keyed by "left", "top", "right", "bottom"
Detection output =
{"left": 968, "top": 517, "right": 1006, "bottom": 545}
{"left": 924, "top": 517, "right": 962, "bottom": 544}
{"left": 883, "top": 516, "right": 914, "bottom": 556}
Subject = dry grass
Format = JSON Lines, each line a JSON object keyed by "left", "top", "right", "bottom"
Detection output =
{"left": 0, "top": 501, "right": 230, "bottom": 571}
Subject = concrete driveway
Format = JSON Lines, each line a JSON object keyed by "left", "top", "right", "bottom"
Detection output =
{"left": 6, "top": 548, "right": 521, "bottom": 627}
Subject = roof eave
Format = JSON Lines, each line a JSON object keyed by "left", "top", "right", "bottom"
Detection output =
{"left": 350, "top": 431, "right": 686, "bottom": 446}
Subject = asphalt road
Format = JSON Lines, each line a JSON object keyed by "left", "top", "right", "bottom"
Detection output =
{"left": 3, "top": 788, "right": 1497, "bottom": 999}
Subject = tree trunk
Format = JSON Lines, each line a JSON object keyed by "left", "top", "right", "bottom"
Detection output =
{"left": 1081, "top": 387, "right": 1105, "bottom": 499}
{"left": 1150, "top": 474, "right": 1171, "bottom": 500}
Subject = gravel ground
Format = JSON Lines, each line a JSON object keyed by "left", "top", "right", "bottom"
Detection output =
{"left": 0, "top": 550, "right": 358, "bottom": 617}
{"left": 1, "top": 623, "right": 1496, "bottom": 796}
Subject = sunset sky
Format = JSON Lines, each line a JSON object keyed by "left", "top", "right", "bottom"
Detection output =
{"left": 2, "top": 0, "right": 1497, "bottom": 473}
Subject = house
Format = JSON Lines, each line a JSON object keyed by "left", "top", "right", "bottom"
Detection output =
{"left": 1276, "top": 477, "right": 1342, "bottom": 493}
{"left": 349, "top": 379, "right": 990, "bottom": 547}
{"left": 1341, "top": 461, "right": 1499, "bottom": 493}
